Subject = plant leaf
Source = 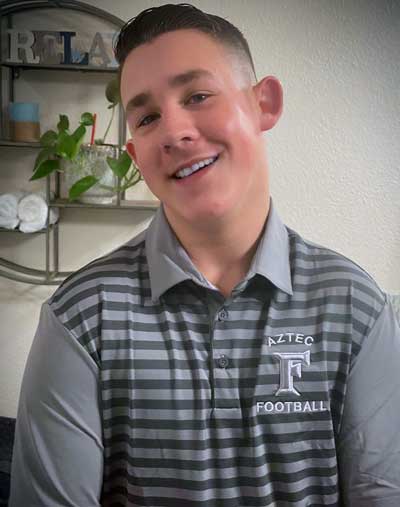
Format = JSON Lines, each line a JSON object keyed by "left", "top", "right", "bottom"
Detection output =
{"left": 107, "top": 151, "right": 131, "bottom": 179}
{"left": 68, "top": 175, "right": 98, "bottom": 201}
{"left": 34, "top": 147, "right": 56, "bottom": 170}
{"left": 70, "top": 124, "right": 86, "bottom": 158}
{"left": 40, "top": 130, "right": 58, "bottom": 147}
{"left": 71, "top": 124, "right": 86, "bottom": 143}
{"left": 57, "top": 131, "right": 76, "bottom": 159}
{"left": 105, "top": 77, "right": 120, "bottom": 106}
{"left": 30, "top": 159, "right": 59, "bottom": 180}
{"left": 80, "top": 112, "right": 94, "bottom": 126}
{"left": 57, "top": 114, "right": 69, "bottom": 132}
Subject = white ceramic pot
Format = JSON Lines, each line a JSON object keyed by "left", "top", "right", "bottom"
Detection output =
{"left": 63, "top": 143, "right": 119, "bottom": 204}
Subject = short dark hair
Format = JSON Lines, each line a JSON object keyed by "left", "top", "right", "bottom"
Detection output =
{"left": 114, "top": 3, "right": 256, "bottom": 79}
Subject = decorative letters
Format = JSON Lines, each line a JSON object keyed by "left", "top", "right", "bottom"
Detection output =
{"left": 6, "top": 29, "right": 117, "bottom": 68}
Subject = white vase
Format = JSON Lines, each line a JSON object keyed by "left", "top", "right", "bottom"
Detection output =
{"left": 63, "top": 143, "right": 119, "bottom": 204}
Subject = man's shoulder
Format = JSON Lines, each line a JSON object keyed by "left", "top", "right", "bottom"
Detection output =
{"left": 287, "top": 226, "right": 386, "bottom": 309}
{"left": 49, "top": 228, "right": 148, "bottom": 314}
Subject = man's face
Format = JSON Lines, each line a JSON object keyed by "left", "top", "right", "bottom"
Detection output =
{"left": 121, "top": 29, "right": 270, "bottom": 227}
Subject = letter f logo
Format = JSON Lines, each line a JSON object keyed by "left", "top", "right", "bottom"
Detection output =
{"left": 272, "top": 351, "right": 310, "bottom": 396}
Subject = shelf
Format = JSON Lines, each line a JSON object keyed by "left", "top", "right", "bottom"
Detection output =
{"left": 0, "top": 225, "right": 54, "bottom": 234}
{"left": 0, "top": 139, "right": 41, "bottom": 148}
{"left": 0, "top": 1, "right": 139, "bottom": 286}
{"left": 50, "top": 199, "right": 160, "bottom": 210}
{"left": 1, "top": 61, "right": 118, "bottom": 74}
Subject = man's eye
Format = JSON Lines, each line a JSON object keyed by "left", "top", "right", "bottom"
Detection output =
{"left": 138, "top": 114, "right": 158, "bottom": 128}
{"left": 187, "top": 93, "right": 209, "bottom": 104}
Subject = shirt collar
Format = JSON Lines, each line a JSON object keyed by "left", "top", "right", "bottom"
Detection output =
{"left": 246, "top": 199, "right": 293, "bottom": 296}
{"left": 146, "top": 198, "right": 293, "bottom": 302}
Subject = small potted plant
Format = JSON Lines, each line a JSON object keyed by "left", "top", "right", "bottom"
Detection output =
{"left": 30, "top": 77, "right": 141, "bottom": 203}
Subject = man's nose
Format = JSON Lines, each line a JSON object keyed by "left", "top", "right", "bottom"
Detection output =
{"left": 159, "top": 110, "right": 199, "bottom": 152}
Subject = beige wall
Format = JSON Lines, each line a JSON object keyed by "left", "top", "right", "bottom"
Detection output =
{"left": 1, "top": 0, "right": 399, "bottom": 417}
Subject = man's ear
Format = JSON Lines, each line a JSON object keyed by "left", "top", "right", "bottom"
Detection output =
{"left": 254, "top": 76, "right": 283, "bottom": 131}
{"left": 126, "top": 139, "right": 138, "bottom": 165}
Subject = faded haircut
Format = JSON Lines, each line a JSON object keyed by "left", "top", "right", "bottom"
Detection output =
{"left": 114, "top": 3, "right": 257, "bottom": 82}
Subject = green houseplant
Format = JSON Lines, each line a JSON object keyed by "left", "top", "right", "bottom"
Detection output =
{"left": 30, "top": 77, "right": 142, "bottom": 202}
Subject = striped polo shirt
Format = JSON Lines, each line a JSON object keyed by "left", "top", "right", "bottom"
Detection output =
{"left": 10, "top": 200, "right": 400, "bottom": 507}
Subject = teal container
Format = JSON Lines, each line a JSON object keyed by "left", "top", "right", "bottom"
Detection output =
{"left": 9, "top": 102, "right": 41, "bottom": 142}
{"left": 9, "top": 102, "right": 39, "bottom": 122}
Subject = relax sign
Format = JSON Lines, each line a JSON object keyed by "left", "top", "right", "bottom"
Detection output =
{"left": 5, "top": 29, "right": 118, "bottom": 68}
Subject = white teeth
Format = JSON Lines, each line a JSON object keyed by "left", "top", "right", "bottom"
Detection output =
{"left": 175, "top": 156, "right": 218, "bottom": 179}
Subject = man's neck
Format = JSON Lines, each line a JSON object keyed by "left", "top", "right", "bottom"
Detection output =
{"left": 164, "top": 197, "right": 270, "bottom": 298}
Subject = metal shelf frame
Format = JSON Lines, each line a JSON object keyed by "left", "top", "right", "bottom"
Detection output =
{"left": 0, "top": 0, "right": 158, "bottom": 286}
{"left": 1, "top": 61, "right": 119, "bottom": 79}
{"left": 0, "top": 0, "right": 126, "bottom": 144}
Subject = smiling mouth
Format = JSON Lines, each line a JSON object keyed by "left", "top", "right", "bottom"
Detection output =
{"left": 174, "top": 155, "right": 219, "bottom": 179}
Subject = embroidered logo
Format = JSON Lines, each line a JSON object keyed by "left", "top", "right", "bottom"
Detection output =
{"left": 266, "top": 332, "right": 314, "bottom": 347}
{"left": 256, "top": 400, "right": 327, "bottom": 414}
{"left": 255, "top": 341, "right": 329, "bottom": 414}
{"left": 272, "top": 350, "right": 310, "bottom": 396}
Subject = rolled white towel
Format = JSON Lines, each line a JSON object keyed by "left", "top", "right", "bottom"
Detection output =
{"left": 18, "top": 192, "right": 59, "bottom": 233}
{"left": 37, "top": 191, "right": 59, "bottom": 226}
{"left": 0, "top": 192, "right": 24, "bottom": 230}
{"left": 0, "top": 217, "right": 19, "bottom": 229}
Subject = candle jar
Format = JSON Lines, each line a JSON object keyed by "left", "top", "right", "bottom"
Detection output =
{"left": 9, "top": 102, "right": 41, "bottom": 142}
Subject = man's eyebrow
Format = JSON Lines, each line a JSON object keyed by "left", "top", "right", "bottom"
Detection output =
{"left": 125, "top": 69, "right": 213, "bottom": 113}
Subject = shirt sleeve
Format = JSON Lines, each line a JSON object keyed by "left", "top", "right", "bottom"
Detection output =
{"left": 337, "top": 299, "right": 400, "bottom": 506}
{"left": 9, "top": 302, "right": 103, "bottom": 507}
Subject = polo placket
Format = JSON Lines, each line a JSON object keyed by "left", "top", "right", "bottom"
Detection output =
{"left": 206, "top": 291, "right": 241, "bottom": 410}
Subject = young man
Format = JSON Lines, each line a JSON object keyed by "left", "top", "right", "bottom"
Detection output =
{"left": 10, "top": 4, "right": 400, "bottom": 506}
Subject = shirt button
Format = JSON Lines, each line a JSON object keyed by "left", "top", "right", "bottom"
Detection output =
{"left": 218, "top": 355, "right": 229, "bottom": 368}
{"left": 218, "top": 308, "right": 229, "bottom": 321}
